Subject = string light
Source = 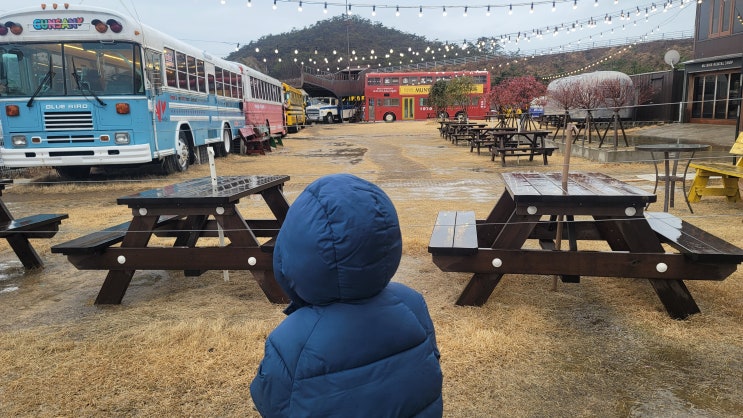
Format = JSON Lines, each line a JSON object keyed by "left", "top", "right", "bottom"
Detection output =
{"left": 372, "top": 5, "right": 376, "bottom": 16}
{"left": 246, "top": 0, "right": 251, "bottom": 7}
{"left": 442, "top": 6, "right": 446, "bottom": 16}
{"left": 395, "top": 5, "right": 400, "bottom": 16}
{"left": 272, "top": 0, "right": 277, "bottom": 10}
{"left": 486, "top": 5, "right": 491, "bottom": 16}
{"left": 297, "top": 1, "right": 302, "bottom": 12}
{"left": 463, "top": 6, "right": 468, "bottom": 17}
{"left": 324, "top": 2, "right": 328, "bottom": 13}
{"left": 552, "top": 1, "right": 556, "bottom": 12}
{"left": 419, "top": 6, "right": 423, "bottom": 17}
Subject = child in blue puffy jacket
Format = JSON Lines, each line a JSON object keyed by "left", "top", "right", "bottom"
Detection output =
{"left": 250, "top": 173, "right": 443, "bottom": 417}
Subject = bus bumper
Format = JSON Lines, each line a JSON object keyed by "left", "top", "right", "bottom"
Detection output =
{"left": 0, "top": 144, "right": 153, "bottom": 167}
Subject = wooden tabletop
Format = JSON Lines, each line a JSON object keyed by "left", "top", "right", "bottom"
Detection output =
{"left": 502, "top": 172, "right": 657, "bottom": 207}
{"left": 117, "top": 175, "right": 290, "bottom": 207}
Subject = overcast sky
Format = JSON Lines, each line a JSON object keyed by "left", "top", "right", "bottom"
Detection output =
{"left": 3, "top": 0, "right": 696, "bottom": 58}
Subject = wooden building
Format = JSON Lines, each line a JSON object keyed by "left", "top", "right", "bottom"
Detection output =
{"left": 684, "top": 0, "right": 742, "bottom": 131}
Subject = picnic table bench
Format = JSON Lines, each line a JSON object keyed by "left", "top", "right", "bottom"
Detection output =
{"left": 428, "top": 172, "right": 743, "bottom": 319}
{"left": 52, "top": 175, "right": 291, "bottom": 305}
{"left": 687, "top": 132, "right": 743, "bottom": 203}
{"left": 0, "top": 179, "right": 68, "bottom": 269}
{"left": 489, "top": 130, "right": 556, "bottom": 166}
{"left": 237, "top": 127, "right": 272, "bottom": 155}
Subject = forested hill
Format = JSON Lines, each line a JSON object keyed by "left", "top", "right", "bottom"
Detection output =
{"left": 226, "top": 15, "right": 693, "bottom": 82}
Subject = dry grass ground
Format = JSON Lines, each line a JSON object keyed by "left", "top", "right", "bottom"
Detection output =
{"left": 1, "top": 121, "right": 742, "bottom": 417}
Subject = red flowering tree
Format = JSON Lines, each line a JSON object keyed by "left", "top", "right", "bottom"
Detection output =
{"left": 486, "top": 76, "right": 546, "bottom": 128}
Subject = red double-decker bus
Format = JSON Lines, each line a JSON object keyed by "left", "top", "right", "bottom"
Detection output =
{"left": 363, "top": 70, "right": 490, "bottom": 122}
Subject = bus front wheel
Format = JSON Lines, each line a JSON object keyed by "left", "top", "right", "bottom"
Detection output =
{"left": 383, "top": 112, "right": 396, "bottom": 122}
{"left": 215, "top": 127, "right": 232, "bottom": 157}
{"left": 163, "top": 131, "right": 191, "bottom": 174}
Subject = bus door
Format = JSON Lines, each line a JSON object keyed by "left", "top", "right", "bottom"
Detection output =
{"left": 402, "top": 97, "right": 414, "bottom": 120}
{"left": 368, "top": 97, "right": 375, "bottom": 122}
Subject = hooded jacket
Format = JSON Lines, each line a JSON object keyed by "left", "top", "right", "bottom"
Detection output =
{"left": 250, "top": 174, "right": 443, "bottom": 417}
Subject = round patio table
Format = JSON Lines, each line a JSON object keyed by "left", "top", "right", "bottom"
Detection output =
{"left": 635, "top": 143, "right": 710, "bottom": 213}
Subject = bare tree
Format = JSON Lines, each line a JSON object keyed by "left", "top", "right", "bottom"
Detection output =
{"left": 598, "top": 78, "right": 636, "bottom": 149}
{"left": 573, "top": 78, "right": 604, "bottom": 145}
{"left": 547, "top": 81, "right": 580, "bottom": 141}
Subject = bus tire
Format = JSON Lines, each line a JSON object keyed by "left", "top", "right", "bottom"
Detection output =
{"left": 216, "top": 127, "right": 232, "bottom": 157}
{"left": 56, "top": 166, "right": 91, "bottom": 179}
{"left": 383, "top": 112, "right": 396, "bottom": 123}
{"left": 163, "top": 131, "right": 191, "bottom": 174}
{"left": 325, "top": 112, "right": 335, "bottom": 123}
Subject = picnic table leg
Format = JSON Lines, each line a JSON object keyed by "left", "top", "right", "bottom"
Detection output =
{"left": 261, "top": 187, "right": 291, "bottom": 222}
{"left": 216, "top": 207, "right": 289, "bottom": 304}
{"left": 456, "top": 273, "right": 504, "bottom": 306}
{"left": 94, "top": 215, "right": 158, "bottom": 305}
{"left": 174, "top": 215, "right": 209, "bottom": 276}
{"left": 5, "top": 234, "right": 44, "bottom": 269}
{"left": 594, "top": 215, "right": 700, "bottom": 319}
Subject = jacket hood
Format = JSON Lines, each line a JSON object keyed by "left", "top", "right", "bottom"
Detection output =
{"left": 273, "top": 174, "right": 402, "bottom": 309}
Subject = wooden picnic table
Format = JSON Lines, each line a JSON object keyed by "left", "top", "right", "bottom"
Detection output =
{"left": 0, "top": 179, "right": 68, "bottom": 269}
{"left": 490, "top": 130, "right": 556, "bottom": 166}
{"left": 468, "top": 127, "right": 518, "bottom": 154}
{"left": 52, "top": 175, "right": 291, "bottom": 305}
{"left": 428, "top": 172, "right": 743, "bottom": 319}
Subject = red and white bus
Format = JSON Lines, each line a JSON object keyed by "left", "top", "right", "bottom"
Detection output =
{"left": 364, "top": 71, "right": 490, "bottom": 122}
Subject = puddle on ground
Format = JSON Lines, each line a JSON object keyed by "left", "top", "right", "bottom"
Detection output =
{"left": 0, "top": 260, "right": 26, "bottom": 294}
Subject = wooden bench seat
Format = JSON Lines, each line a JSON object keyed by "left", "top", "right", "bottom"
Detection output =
{"left": 687, "top": 133, "right": 743, "bottom": 203}
{"left": 51, "top": 215, "right": 179, "bottom": 255}
{"left": 428, "top": 211, "right": 478, "bottom": 256}
{"left": 0, "top": 213, "right": 68, "bottom": 239}
{"left": 645, "top": 211, "right": 743, "bottom": 264}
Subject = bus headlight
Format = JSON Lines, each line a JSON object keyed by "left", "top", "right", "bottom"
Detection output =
{"left": 11, "top": 135, "right": 27, "bottom": 146}
{"left": 114, "top": 132, "right": 130, "bottom": 144}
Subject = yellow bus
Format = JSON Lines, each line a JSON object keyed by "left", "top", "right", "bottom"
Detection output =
{"left": 282, "top": 83, "right": 306, "bottom": 133}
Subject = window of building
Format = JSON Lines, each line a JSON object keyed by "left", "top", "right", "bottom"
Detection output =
{"left": 708, "top": 0, "right": 733, "bottom": 37}
{"left": 691, "top": 71, "right": 741, "bottom": 121}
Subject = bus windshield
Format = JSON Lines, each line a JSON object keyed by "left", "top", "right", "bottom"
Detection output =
{"left": 0, "top": 42, "right": 143, "bottom": 98}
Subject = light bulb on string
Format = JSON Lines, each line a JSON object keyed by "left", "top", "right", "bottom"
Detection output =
{"left": 396, "top": 6, "right": 400, "bottom": 17}
{"left": 509, "top": 4, "right": 513, "bottom": 15}
{"left": 442, "top": 6, "right": 447, "bottom": 16}
{"left": 324, "top": 2, "right": 328, "bottom": 14}
{"left": 486, "top": 5, "right": 491, "bottom": 16}
{"left": 246, "top": 0, "right": 251, "bottom": 7}
{"left": 297, "top": 1, "right": 302, "bottom": 12}
{"left": 272, "top": 0, "right": 276, "bottom": 10}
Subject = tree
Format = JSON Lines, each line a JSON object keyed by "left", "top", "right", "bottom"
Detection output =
{"left": 486, "top": 76, "right": 546, "bottom": 128}
{"left": 447, "top": 76, "right": 476, "bottom": 119}
{"left": 598, "top": 78, "right": 637, "bottom": 149}
{"left": 547, "top": 79, "right": 581, "bottom": 140}
{"left": 573, "top": 78, "right": 603, "bottom": 144}
{"left": 428, "top": 80, "right": 449, "bottom": 119}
